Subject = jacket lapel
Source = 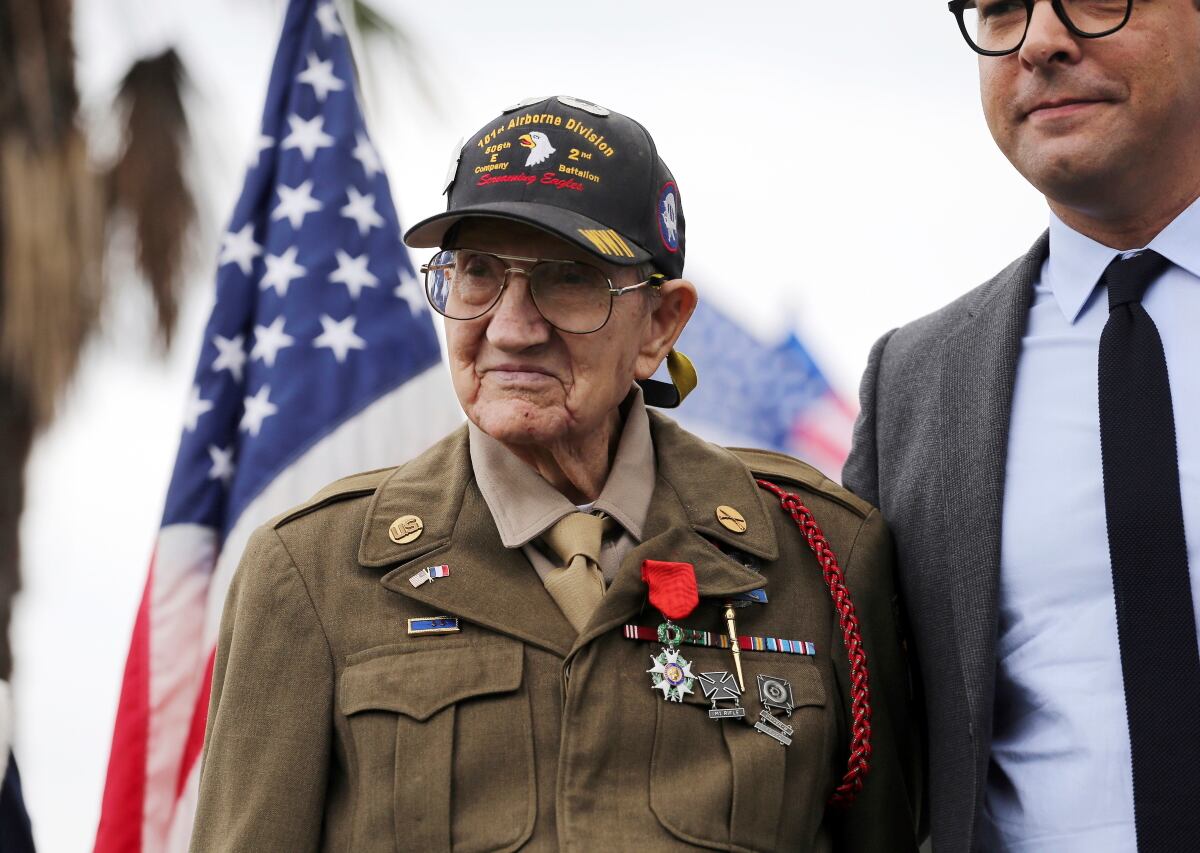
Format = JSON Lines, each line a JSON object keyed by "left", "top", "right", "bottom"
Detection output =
{"left": 938, "top": 233, "right": 1047, "bottom": 766}
{"left": 360, "top": 427, "right": 577, "bottom": 657}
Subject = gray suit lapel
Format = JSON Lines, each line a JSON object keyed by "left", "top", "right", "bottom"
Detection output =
{"left": 938, "top": 232, "right": 1047, "bottom": 774}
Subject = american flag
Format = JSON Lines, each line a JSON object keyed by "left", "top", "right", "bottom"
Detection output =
{"left": 671, "top": 301, "right": 856, "bottom": 480}
{"left": 94, "top": 1, "right": 461, "bottom": 849}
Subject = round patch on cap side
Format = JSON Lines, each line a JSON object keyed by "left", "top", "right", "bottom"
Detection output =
{"left": 657, "top": 181, "right": 680, "bottom": 253}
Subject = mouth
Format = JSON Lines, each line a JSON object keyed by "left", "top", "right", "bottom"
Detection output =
{"left": 518, "top": 134, "right": 534, "bottom": 148}
{"left": 482, "top": 364, "right": 557, "bottom": 385}
{"left": 1024, "top": 97, "right": 1109, "bottom": 120}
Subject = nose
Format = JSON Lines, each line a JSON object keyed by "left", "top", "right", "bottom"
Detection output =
{"left": 1018, "top": 0, "right": 1083, "bottom": 69}
{"left": 484, "top": 272, "right": 552, "bottom": 351}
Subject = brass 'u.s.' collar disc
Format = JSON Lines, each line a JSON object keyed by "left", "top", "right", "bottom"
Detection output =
{"left": 715, "top": 505, "right": 747, "bottom": 534}
{"left": 389, "top": 514, "right": 424, "bottom": 544}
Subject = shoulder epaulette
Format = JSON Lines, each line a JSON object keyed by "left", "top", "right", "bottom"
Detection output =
{"left": 270, "top": 466, "right": 395, "bottom": 529}
{"left": 728, "top": 447, "right": 873, "bottom": 520}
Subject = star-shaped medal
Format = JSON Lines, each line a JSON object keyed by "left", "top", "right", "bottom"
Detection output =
{"left": 647, "top": 647, "right": 696, "bottom": 702}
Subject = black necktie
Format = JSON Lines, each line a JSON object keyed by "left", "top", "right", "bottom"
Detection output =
{"left": 1098, "top": 249, "right": 1200, "bottom": 849}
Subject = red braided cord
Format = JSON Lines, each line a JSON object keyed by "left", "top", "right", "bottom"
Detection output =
{"left": 755, "top": 479, "right": 872, "bottom": 808}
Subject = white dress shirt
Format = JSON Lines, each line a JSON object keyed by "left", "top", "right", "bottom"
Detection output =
{"left": 982, "top": 198, "right": 1200, "bottom": 851}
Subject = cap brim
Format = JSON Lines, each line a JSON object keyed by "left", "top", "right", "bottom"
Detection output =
{"left": 403, "top": 201, "right": 652, "bottom": 268}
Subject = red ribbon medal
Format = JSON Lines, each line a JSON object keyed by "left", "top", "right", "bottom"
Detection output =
{"left": 641, "top": 560, "right": 699, "bottom": 702}
{"left": 641, "top": 560, "right": 699, "bottom": 621}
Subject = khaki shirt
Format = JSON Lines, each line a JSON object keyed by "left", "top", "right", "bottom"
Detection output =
{"left": 468, "top": 389, "right": 655, "bottom": 584}
{"left": 191, "top": 413, "right": 922, "bottom": 852}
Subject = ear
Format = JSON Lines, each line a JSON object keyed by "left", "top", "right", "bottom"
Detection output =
{"left": 634, "top": 279, "right": 698, "bottom": 381}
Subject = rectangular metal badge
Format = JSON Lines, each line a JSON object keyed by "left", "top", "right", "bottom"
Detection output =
{"left": 407, "top": 616, "right": 460, "bottom": 636}
{"left": 754, "top": 716, "right": 794, "bottom": 746}
{"left": 709, "top": 707, "right": 747, "bottom": 720}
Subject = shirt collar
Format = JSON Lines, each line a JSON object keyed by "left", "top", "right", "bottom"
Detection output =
{"left": 1146, "top": 194, "right": 1200, "bottom": 282}
{"left": 1046, "top": 195, "right": 1200, "bottom": 324}
{"left": 468, "top": 387, "right": 656, "bottom": 549}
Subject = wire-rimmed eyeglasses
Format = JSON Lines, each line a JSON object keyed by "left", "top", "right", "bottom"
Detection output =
{"left": 421, "top": 249, "right": 662, "bottom": 335}
{"left": 948, "top": 0, "right": 1133, "bottom": 56}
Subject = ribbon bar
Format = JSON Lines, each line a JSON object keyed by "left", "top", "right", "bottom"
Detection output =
{"left": 622, "top": 625, "right": 815, "bottom": 656}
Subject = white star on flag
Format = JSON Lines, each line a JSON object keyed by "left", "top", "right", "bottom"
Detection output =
{"left": 281, "top": 114, "right": 335, "bottom": 162}
{"left": 211, "top": 334, "right": 248, "bottom": 382}
{"left": 395, "top": 272, "right": 427, "bottom": 315}
{"left": 183, "top": 385, "right": 214, "bottom": 432}
{"left": 340, "top": 187, "right": 384, "bottom": 236}
{"left": 240, "top": 385, "right": 279, "bottom": 437}
{"left": 272, "top": 180, "right": 323, "bottom": 229}
{"left": 329, "top": 250, "right": 378, "bottom": 298}
{"left": 250, "top": 316, "right": 296, "bottom": 367}
{"left": 352, "top": 132, "right": 382, "bottom": 179}
{"left": 260, "top": 246, "right": 307, "bottom": 297}
{"left": 248, "top": 133, "right": 273, "bottom": 169}
{"left": 313, "top": 314, "right": 367, "bottom": 362}
{"left": 219, "top": 224, "right": 262, "bottom": 275}
{"left": 206, "top": 444, "right": 235, "bottom": 485}
{"left": 316, "top": 1, "right": 344, "bottom": 37}
{"left": 297, "top": 52, "right": 345, "bottom": 102}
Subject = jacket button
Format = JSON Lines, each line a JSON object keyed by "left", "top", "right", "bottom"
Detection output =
{"left": 389, "top": 514, "right": 424, "bottom": 544}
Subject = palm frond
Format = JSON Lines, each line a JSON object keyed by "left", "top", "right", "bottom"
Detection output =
{"left": 108, "top": 49, "right": 195, "bottom": 346}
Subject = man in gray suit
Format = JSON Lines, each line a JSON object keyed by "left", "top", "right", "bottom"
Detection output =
{"left": 844, "top": 2, "right": 1200, "bottom": 851}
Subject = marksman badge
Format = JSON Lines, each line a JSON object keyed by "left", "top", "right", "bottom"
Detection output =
{"left": 753, "top": 674, "right": 795, "bottom": 747}
{"left": 641, "top": 560, "right": 700, "bottom": 704}
{"left": 697, "top": 671, "right": 746, "bottom": 720}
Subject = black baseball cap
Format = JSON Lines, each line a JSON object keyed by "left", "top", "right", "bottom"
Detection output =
{"left": 404, "top": 94, "right": 686, "bottom": 279}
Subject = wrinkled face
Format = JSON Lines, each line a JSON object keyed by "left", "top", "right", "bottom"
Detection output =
{"left": 443, "top": 220, "right": 661, "bottom": 448}
{"left": 979, "top": 0, "right": 1200, "bottom": 207}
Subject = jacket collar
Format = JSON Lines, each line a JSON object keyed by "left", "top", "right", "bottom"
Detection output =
{"left": 357, "top": 413, "right": 775, "bottom": 657}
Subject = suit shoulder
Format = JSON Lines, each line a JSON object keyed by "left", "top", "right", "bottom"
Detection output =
{"left": 270, "top": 467, "right": 395, "bottom": 530}
{"left": 728, "top": 447, "right": 874, "bottom": 520}
{"left": 886, "top": 232, "right": 1047, "bottom": 358}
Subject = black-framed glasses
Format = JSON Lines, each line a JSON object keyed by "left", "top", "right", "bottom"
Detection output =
{"left": 948, "top": 0, "right": 1132, "bottom": 56}
{"left": 421, "top": 249, "right": 663, "bottom": 334}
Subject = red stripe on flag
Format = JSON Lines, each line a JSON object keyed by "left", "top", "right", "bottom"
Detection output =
{"left": 789, "top": 419, "right": 850, "bottom": 467}
{"left": 175, "top": 648, "right": 215, "bottom": 798}
{"left": 95, "top": 559, "right": 155, "bottom": 853}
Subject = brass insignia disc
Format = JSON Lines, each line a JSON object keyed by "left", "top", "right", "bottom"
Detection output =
{"left": 715, "top": 505, "right": 747, "bottom": 534}
{"left": 389, "top": 514, "right": 424, "bottom": 544}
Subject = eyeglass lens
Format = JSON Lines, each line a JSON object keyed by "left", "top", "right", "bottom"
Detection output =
{"left": 958, "top": 0, "right": 1130, "bottom": 54}
{"left": 424, "top": 250, "right": 614, "bottom": 333}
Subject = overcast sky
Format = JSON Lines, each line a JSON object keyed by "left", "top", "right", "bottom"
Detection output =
{"left": 15, "top": 0, "right": 1047, "bottom": 848}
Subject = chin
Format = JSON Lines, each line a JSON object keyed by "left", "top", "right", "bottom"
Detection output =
{"left": 471, "top": 399, "right": 571, "bottom": 447}
{"left": 1015, "top": 135, "right": 1121, "bottom": 201}
{"left": 1011, "top": 111, "right": 1139, "bottom": 195}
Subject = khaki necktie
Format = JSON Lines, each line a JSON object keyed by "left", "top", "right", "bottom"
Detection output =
{"left": 539, "top": 512, "right": 608, "bottom": 633}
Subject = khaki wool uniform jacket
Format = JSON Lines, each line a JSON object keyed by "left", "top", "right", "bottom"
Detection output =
{"left": 191, "top": 413, "right": 922, "bottom": 852}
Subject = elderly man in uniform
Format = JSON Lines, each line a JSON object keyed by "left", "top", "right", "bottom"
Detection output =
{"left": 191, "top": 96, "right": 922, "bottom": 851}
